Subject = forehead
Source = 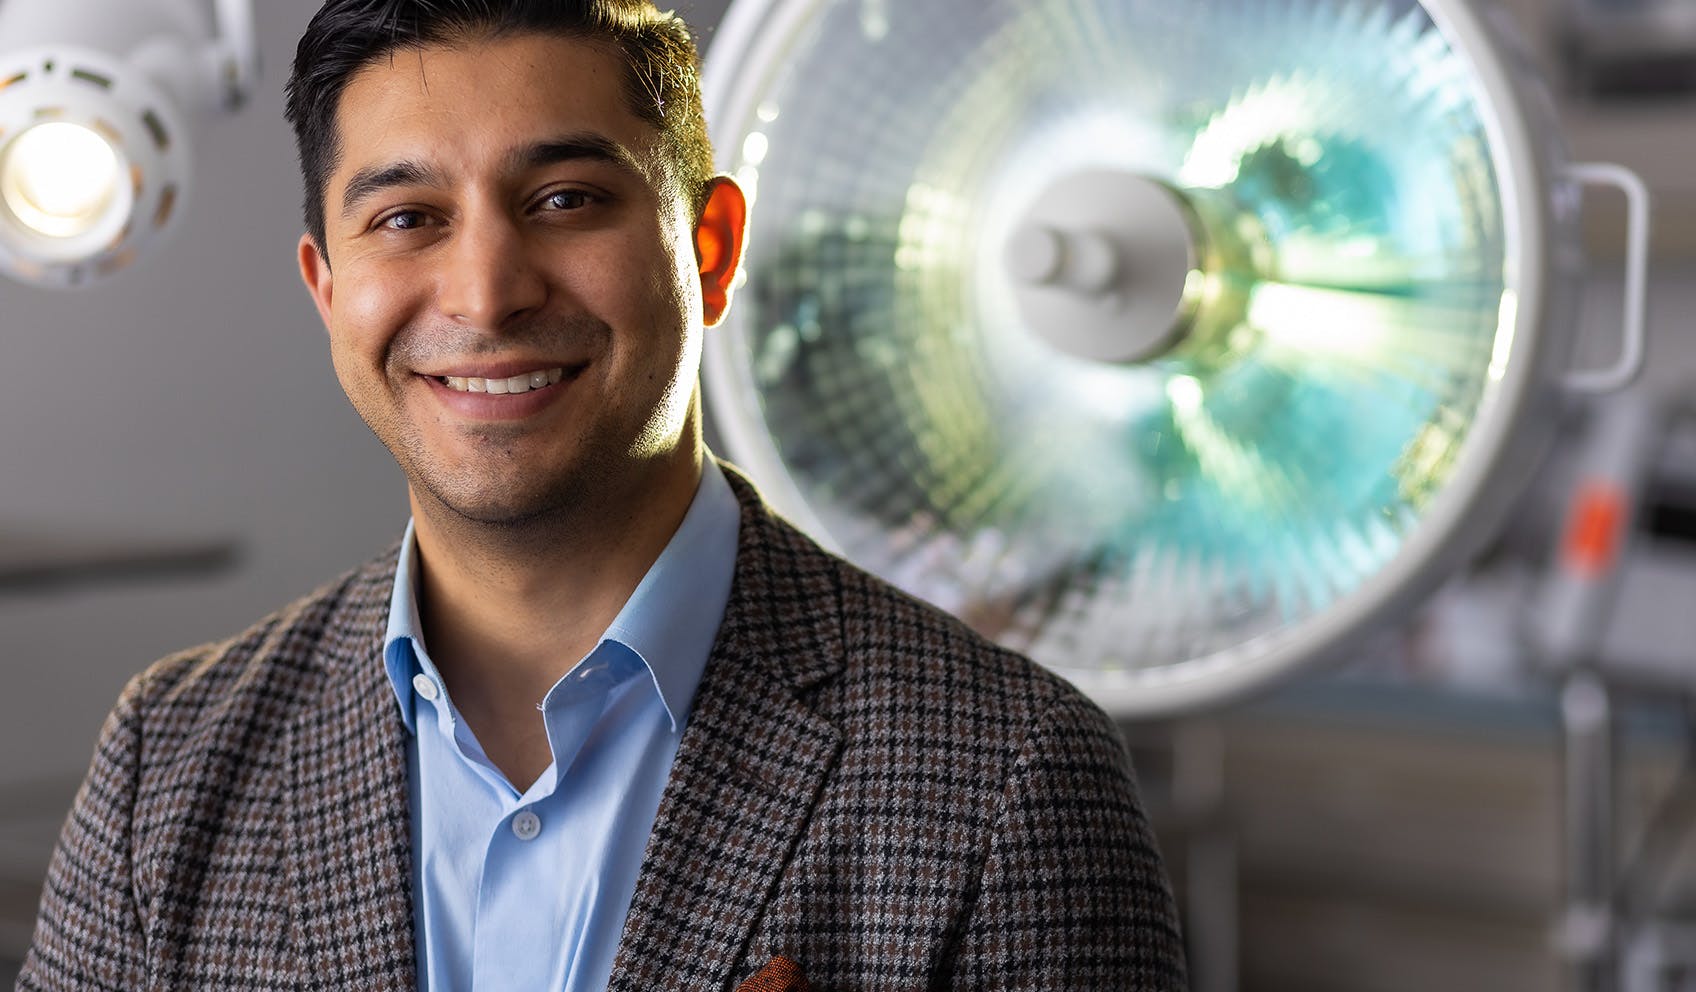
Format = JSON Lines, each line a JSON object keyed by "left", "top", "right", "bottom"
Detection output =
{"left": 327, "top": 33, "right": 662, "bottom": 198}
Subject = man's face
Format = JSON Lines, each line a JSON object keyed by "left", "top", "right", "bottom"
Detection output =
{"left": 298, "top": 32, "right": 743, "bottom": 529}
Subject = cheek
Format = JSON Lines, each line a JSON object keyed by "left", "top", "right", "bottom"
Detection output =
{"left": 634, "top": 229, "right": 704, "bottom": 346}
{"left": 328, "top": 262, "right": 416, "bottom": 373}
{"left": 598, "top": 214, "right": 701, "bottom": 322}
{"left": 578, "top": 238, "right": 693, "bottom": 361}
{"left": 667, "top": 223, "right": 702, "bottom": 312}
{"left": 326, "top": 332, "right": 377, "bottom": 413}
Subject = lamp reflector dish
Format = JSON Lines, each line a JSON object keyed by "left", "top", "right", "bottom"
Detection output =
{"left": 703, "top": 0, "right": 1568, "bottom": 714}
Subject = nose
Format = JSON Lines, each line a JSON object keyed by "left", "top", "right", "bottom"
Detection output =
{"left": 436, "top": 210, "right": 547, "bottom": 330}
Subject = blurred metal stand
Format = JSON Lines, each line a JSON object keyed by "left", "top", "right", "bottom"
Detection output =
{"left": 1172, "top": 720, "right": 1237, "bottom": 992}
{"left": 1528, "top": 391, "right": 1696, "bottom": 992}
{"left": 1559, "top": 672, "right": 1621, "bottom": 992}
{"left": 1123, "top": 718, "right": 1238, "bottom": 992}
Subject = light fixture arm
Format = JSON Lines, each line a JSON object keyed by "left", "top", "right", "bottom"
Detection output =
{"left": 0, "top": 0, "right": 257, "bottom": 112}
{"left": 209, "top": 0, "right": 260, "bottom": 111}
{"left": 122, "top": 0, "right": 258, "bottom": 115}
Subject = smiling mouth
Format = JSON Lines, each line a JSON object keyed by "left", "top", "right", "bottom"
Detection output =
{"left": 435, "top": 367, "right": 571, "bottom": 395}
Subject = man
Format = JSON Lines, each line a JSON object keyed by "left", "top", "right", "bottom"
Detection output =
{"left": 21, "top": 1, "right": 1184, "bottom": 989}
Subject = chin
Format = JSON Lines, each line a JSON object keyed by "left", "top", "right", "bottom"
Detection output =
{"left": 411, "top": 467, "right": 589, "bottom": 530}
{"left": 401, "top": 428, "right": 696, "bottom": 531}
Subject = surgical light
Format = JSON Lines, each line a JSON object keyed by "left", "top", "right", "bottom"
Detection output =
{"left": 700, "top": 0, "right": 1651, "bottom": 717}
{"left": 0, "top": 0, "right": 258, "bottom": 287}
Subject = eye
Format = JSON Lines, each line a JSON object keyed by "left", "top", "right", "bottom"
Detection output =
{"left": 539, "top": 189, "right": 592, "bottom": 212}
{"left": 378, "top": 209, "right": 431, "bottom": 232}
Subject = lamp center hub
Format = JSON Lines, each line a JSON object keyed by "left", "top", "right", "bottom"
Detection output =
{"left": 1004, "top": 169, "right": 1200, "bottom": 364}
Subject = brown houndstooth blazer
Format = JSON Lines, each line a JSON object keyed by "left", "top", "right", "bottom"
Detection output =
{"left": 20, "top": 467, "right": 1186, "bottom": 991}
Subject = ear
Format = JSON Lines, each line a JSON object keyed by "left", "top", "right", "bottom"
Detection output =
{"left": 693, "top": 176, "right": 748, "bottom": 328}
{"left": 297, "top": 233, "right": 335, "bottom": 331}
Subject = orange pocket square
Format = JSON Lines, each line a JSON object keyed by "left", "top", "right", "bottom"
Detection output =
{"left": 734, "top": 955, "right": 812, "bottom": 992}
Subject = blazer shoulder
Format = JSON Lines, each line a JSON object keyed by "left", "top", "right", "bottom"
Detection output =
{"left": 773, "top": 525, "right": 1126, "bottom": 780}
{"left": 716, "top": 465, "right": 1111, "bottom": 743}
{"left": 116, "top": 543, "right": 399, "bottom": 753}
{"left": 802, "top": 530, "right": 1112, "bottom": 751}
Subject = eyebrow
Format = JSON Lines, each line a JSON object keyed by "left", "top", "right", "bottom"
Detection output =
{"left": 337, "top": 133, "right": 649, "bottom": 219}
{"left": 338, "top": 160, "right": 444, "bottom": 219}
{"left": 508, "top": 133, "right": 647, "bottom": 180}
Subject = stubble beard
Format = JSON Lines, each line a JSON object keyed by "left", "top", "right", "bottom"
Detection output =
{"left": 369, "top": 311, "right": 626, "bottom": 538}
{"left": 365, "top": 312, "right": 700, "bottom": 544}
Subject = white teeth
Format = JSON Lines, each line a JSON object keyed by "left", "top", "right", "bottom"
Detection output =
{"left": 440, "top": 368, "right": 566, "bottom": 393}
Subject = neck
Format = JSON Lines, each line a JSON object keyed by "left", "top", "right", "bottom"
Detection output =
{"left": 409, "top": 445, "right": 704, "bottom": 780}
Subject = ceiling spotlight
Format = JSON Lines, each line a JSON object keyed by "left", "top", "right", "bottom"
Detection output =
{"left": 1, "top": 121, "right": 123, "bottom": 239}
{"left": 0, "top": 0, "right": 258, "bottom": 287}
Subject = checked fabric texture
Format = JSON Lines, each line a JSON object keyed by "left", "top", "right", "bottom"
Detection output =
{"left": 20, "top": 463, "right": 1186, "bottom": 991}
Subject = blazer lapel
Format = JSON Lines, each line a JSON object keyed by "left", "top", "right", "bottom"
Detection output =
{"left": 608, "top": 470, "right": 846, "bottom": 991}
{"left": 284, "top": 562, "right": 419, "bottom": 991}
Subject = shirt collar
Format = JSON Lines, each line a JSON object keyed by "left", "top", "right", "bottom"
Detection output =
{"left": 382, "top": 457, "right": 741, "bottom": 734}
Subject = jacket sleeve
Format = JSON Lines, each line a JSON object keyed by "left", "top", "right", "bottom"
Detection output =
{"left": 18, "top": 687, "right": 150, "bottom": 991}
{"left": 950, "top": 692, "right": 1188, "bottom": 991}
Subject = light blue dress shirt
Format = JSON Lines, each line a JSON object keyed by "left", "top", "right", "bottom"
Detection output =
{"left": 382, "top": 459, "right": 740, "bottom": 992}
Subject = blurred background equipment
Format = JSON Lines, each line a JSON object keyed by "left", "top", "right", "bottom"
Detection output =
{"left": 699, "top": 0, "right": 1667, "bottom": 989}
{"left": 0, "top": 0, "right": 258, "bottom": 286}
{"left": 700, "top": 0, "right": 1646, "bottom": 717}
{"left": 1560, "top": 0, "right": 1696, "bottom": 99}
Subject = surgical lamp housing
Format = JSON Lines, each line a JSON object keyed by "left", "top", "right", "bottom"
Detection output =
{"left": 0, "top": 0, "right": 257, "bottom": 287}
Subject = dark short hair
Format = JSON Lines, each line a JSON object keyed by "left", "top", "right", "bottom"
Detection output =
{"left": 284, "top": 0, "right": 715, "bottom": 257}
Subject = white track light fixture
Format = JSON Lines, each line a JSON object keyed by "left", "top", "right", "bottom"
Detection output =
{"left": 0, "top": 0, "right": 258, "bottom": 287}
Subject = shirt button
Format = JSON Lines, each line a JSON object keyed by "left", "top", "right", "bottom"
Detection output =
{"left": 512, "top": 810, "right": 542, "bottom": 841}
{"left": 411, "top": 673, "right": 440, "bottom": 702}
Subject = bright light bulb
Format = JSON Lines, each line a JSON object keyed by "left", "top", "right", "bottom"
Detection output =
{"left": 0, "top": 122, "right": 122, "bottom": 239}
{"left": 1166, "top": 374, "right": 1204, "bottom": 415}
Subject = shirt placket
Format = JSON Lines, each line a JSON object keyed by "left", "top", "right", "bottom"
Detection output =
{"left": 469, "top": 649, "right": 633, "bottom": 990}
